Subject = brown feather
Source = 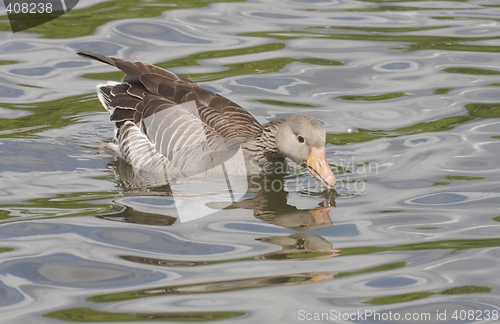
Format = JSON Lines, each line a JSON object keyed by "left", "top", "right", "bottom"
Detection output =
{"left": 76, "top": 50, "right": 263, "bottom": 143}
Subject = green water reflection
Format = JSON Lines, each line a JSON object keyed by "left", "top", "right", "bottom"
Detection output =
{"left": 338, "top": 92, "right": 408, "bottom": 101}
{"left": 443, "top": 175, "right": 486, "bottom": 181}
{"left": 88, "top": 272, "right": 337, "bottom": 303}
{"left": 0, "top": 60, "right": 17, "bottom": 66}
{"left": 186, "top": 57, "right": 342, "bottom": 82}
{"left": 82, "top": 50, "right": 342, "bottom": 83}
{"left": 327, "top": 102, "right": 500, "bottom": 145}
{"left": 0, "top": 94, "right": 101, "bottom": 138}
{"left": 433, "top": 88, "right": 454, "bottom": 95}
{"left": 343, "top": 5, "right": 476, "bottom": 13}
{"left": 433, "top": 175, "right": 486, "bottom": 186}
{"left": 341, "top": 238, "right": 500, "bottom": 256}
{"left": 365, "top": 285, "right": 492, "bottom": 305}
{"left": 81, "top": 43, "right": 289, "bottom": 81}
{"left": 87, "top": 262, "right": 409, "bottom": 304}
{"left": 256, "top": 99, "right": 316, "bottom": 108}
{"left": 444, "top": 67, "right": 500, "bottom": 75}
{"left": 0, "top": 191, "right": 119, "bottom": 221}
{"left": 0, "top": 0, "right": 245, "bottom": 38}
{"left": 308, "top": 25, "right": 451, "bottom": 33}
{"left": 335, "top": 261, "right": 406, "bottom": 279}
{"left": 240, "top": 28, "right": 500, "bottom": 53}
{"left": 44, "top": 307, "right": 245, "bottom": 322}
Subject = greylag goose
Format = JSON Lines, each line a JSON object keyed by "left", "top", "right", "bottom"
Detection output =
{"left": 77, "top": 51, "right": 336, "bottom": 189}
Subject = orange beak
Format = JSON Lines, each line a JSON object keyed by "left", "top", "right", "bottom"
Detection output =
{"left": 306, "top": 147, "right": 336, "bottom": 189}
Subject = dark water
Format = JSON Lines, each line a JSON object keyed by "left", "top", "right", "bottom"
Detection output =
{"left": 0, "top": 0, "right": 500, "bottom": 323}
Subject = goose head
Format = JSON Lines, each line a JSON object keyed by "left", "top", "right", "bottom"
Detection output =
{"left": 274, "top": 114, "right": 336, "bottom": 189}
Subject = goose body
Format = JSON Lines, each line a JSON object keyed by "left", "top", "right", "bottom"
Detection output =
{"left": 77, "top": 51, "right": 336, "bottom": 188}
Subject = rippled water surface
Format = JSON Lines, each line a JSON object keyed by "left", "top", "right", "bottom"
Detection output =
{"left": 1, "top": 0, "right": 500, "bottom": 323}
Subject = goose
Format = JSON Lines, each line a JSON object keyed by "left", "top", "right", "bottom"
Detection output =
{"left": 77, "top": 51, "right": 336, "bottom": 189}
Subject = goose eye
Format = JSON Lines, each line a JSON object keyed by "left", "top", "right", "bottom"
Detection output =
{"left": 297, "top": 135, "right": 305, "bottom": 143}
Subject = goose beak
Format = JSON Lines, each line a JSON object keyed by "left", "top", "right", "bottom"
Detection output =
{"left": 306, "top": 147, "right": 336, "bottom": 189}
{"left": 308, "top": 207, "right": 334, "bottom": 225}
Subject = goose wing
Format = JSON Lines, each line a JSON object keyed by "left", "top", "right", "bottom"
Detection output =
{"left": 77, "top": 51, "right": 262, "bottom": 176}
{"left": 77, "top": 51, "right": 262, "bottom": 143}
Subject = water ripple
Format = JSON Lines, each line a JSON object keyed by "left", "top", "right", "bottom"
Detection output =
{"left": 0, "top": 282, "right": 23, "bottom": 307}
{"left": 115, "top": 22, "right": 211, "bottom": 44}
{"left": 373, "top": 61, "right": 420, "bottom": 73}
{"left": 0, "top": 253, "right": 165, "bottom": 288}
{"left": 88, "top": 227, "right": 234, "bottom": 255}
{"left": 1, "top": 0, "right": 500, "bottom": 322}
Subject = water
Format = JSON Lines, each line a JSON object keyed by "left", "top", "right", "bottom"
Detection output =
{"left": 1, "top": 0, "right": 500, "bottom": 323}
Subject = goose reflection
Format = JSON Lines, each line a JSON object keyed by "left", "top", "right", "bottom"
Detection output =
{"left": 255, "top": 233, "right": 341, "bottom": 260}
{"left": 104, "top": 158, "right": 340, "bottom": 262}
{"left": 211, "top": 175, "right": 336, "bottom": 231}
{"left": 106, "top": 159, "right": 336, "bottom": 229}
